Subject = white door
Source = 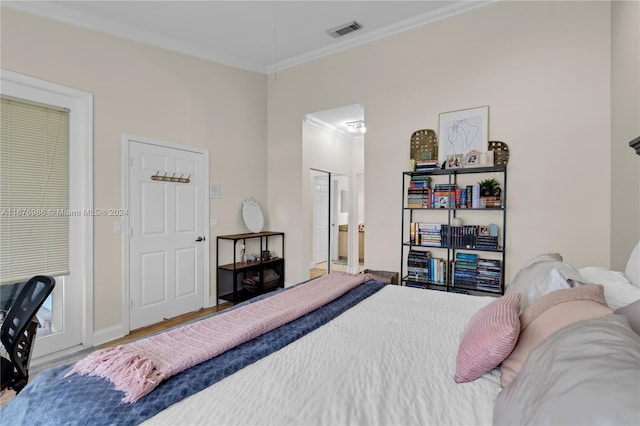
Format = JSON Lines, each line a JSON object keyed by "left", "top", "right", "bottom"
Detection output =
{"left": 128, "top": 138, "right": 208, "bottom": 329}
{"left": 331, "top": 179, "right": 339, "bottom": 261}
{"left": 314, "top": 176, "right": 329, "bottom": 264}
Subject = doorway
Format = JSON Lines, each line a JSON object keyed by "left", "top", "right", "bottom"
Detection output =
{"left": 123, "top": 135, "right": 210, "bottom": 330}
{"left": 303, "top": 104, "right": 365, "bottom": 279}
{"left": 310, "top": 170, "right": 352, "bottom": 278}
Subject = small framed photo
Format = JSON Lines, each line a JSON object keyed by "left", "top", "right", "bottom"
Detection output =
{"left": 463, "top": 150, "right": 482, "bottom": 167}
{"left": 446, "top": 154, "right": 463, "bottom": 169}
{"left": 479, "top": 226, "right": 490, "bottom": 236}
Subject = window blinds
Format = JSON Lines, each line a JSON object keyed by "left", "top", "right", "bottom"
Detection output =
{"left": 0, "top": 96, "right": 70, "bottom": 285}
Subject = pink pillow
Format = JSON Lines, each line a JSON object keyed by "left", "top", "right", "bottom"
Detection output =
{"left": 500, "top": 284, "right": 611, "bottom": 387}
{"left": 454, "top": 293, "right": 521, "bottom": 383}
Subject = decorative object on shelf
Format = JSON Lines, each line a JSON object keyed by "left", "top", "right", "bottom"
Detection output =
{"left": 478, "top": 178, "right": 501, "bottom": 197}
{"left": 438, "top": 106, "right": 489, "bottom": 165}
{"left": 463, "top": 150, "right": 482, "bottom": 168}
{"left": 446, "top": 154, "right": 463, "bottom": 169}
{"left": 488, "top": 141, "right": 510, "bottom": 165}
{"left": 151, "top": 171, "right": 191, "bottom": 183}
{"left": 630, "top": 136, "right": 640, "bottom": 155}
{"left": 242, "top": 196, "right": 265, "bottom": 233}
{"left": 410, "top": 129, "right": 438, "bottom": 162}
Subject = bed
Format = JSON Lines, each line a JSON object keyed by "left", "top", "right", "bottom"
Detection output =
{"left": 2, "top": 243, "right": 640, "bottom": 426}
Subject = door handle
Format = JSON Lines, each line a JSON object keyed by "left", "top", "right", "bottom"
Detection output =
{"left": 195, "top": 236, "right": 206, "bottom": 242}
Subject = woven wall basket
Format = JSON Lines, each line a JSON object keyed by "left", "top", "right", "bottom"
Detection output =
{"left": 410, "top": 129, "right": 438, "bottom": 161}
{"left": 488, "top": 141, "right": 510, "bottom": 165}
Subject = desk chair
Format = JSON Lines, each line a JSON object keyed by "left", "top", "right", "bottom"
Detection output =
{"left": 1, "top": 275, "right": 55, "bottom": 394}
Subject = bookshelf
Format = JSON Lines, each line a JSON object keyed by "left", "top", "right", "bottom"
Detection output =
{"left": 401, "top": 166, "right": 507, "bottom": 295}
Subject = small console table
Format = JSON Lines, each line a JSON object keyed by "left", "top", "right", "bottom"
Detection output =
{"left": 216, "top": 231, "right": 285, "bottom": 304}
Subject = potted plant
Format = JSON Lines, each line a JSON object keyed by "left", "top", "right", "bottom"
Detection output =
{"left": 478, "top": 178, "right": 501, "bottom": 196}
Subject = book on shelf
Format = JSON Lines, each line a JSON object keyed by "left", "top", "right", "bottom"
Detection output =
{"left": 434, "top": 183, "right": 457, "bottom": 192}
{"left": 472, "top": 185, "right": 481, "bottom": 208}
{"left": 406, "top": 186, "right": 432, "bottom": 208}
{"left": 414, "top": 160, "right": 439, "bottom": 172}
{"left": 480, "top": 196, "right": 503, "bottom": 208}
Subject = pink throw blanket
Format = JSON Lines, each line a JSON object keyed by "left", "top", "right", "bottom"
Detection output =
{"left": 68, "top": 272, "right": 372, "bottom": 403}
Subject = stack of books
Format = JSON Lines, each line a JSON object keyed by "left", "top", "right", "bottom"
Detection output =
{"left": 452, "top": 253, "right": 478, "bottom": 287}
{"left": 480, "top": 195, "right": 502, "bottom": 208}
{"left": 406, "top": 249, "right": 431, "bottom": 285}
{"left": 433, "top": 183, "right": 457, "bottom": 209}
{"left": 476, "top": 258, "right": 502, "bottom": 291}
{"left": 476, "top": 235, "right": 499, "bottom": 250}
{"left": 407, "top": 176, "right": 431, "bottom": 208}
{"left": 411, "top": 222, "right": 442, "bottom": 247}
{"left": 414, "top": 159, "right": 439, "bottom": 172}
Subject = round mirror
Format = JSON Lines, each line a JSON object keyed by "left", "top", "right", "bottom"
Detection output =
{"left": 242, "top": 197, "right": 264, "bottom": 233}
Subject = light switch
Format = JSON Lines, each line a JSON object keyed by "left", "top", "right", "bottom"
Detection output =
{"left": 114, "top": 222, "right": 123, "bottom": 234}
{"left": 210, "top": 183, "right": 221, "bottom": 199}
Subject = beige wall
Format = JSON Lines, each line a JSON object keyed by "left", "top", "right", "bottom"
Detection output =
{"left": 1, "top": 9, "right": 268, "bottom": 334}
{"left": 611, "top": 0, "right": 640, "bottom": 270}
{"left": 268, "top": 0, "right": 615, "bottom": 285}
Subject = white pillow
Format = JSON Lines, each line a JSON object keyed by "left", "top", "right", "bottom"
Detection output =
{"left": 625, "top": 241, "right": 640, "bottom": 288}
{"left": 506, "top": 254, "right": 586, "bottom": 314}
{"left": 579, "top": 266, "right": 640, "bottom": 310}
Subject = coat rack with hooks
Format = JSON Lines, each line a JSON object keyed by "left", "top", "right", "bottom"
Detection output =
{"left": 151, "top": 171, "right": 191, "bottom": 183}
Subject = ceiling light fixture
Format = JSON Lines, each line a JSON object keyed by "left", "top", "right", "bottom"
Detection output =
{"left": 346, "top": 120, "right": 366, "bottom": 134}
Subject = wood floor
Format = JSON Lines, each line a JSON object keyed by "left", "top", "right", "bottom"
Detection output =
{"left": 101, "top": 302, "right": 232, "bottom": 348}
{"left": 0, "top": 302, "right": 232, "bottom": 408}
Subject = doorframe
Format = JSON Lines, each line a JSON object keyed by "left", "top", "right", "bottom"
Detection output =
{"left": 1, "top": 69, "right": 94, "bottom": 360}
{"left": 310, "top": 168, "right": 353, "bottom": 275}
{"left": 121, "top": 134, "right": 210, "bottom": 334}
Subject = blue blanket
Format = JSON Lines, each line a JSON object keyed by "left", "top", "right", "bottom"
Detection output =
{"left": 1, "top": 280, "right": 386, "bottom": 425}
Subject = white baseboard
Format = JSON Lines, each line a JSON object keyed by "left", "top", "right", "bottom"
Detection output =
{"left": 92, "top": 323, "right": 127, "bottom": 347}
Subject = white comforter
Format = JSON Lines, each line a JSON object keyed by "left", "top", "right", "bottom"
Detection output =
{"left": 145, "top": 285, "right": 502, "bottom": 426}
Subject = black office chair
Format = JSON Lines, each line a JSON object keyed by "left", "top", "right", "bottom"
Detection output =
{"left": 1, "top": 275, "right": 55, "bottom": 394}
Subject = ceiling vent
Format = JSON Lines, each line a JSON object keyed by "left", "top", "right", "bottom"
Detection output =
{"left": 327, "top": 21, "right": 363, "bottom": 38}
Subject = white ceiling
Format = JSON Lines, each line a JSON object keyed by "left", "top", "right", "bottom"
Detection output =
{"left": 3, "top": 1, "right": 492, "bottom": 135}
{"left": 4, "top": 0, "right": 492, "bottom": 74}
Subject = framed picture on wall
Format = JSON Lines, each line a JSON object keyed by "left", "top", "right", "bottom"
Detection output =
{"left": 438, "top": 106, "right": 489, "bottom": 165}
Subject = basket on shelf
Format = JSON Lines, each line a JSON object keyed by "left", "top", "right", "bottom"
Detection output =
{"left": 410, "top": 129, "right": 438, "bottom": 162}
{"left": 241, "top": 278, "right": 259, "bottom": 292}
{"left": 488, "top": 141, "right": 510, "bottom": 165}
{"left": 262, "top": 269, "right": 281, "bottom": 290}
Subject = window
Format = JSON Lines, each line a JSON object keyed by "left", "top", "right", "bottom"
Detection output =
{"left": 0, "top": 96, "right": 70, "bottom": 285}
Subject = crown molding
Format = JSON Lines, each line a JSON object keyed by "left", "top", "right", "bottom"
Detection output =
{"left": 4, "top": 1, "right": 495, "bottom": 75}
